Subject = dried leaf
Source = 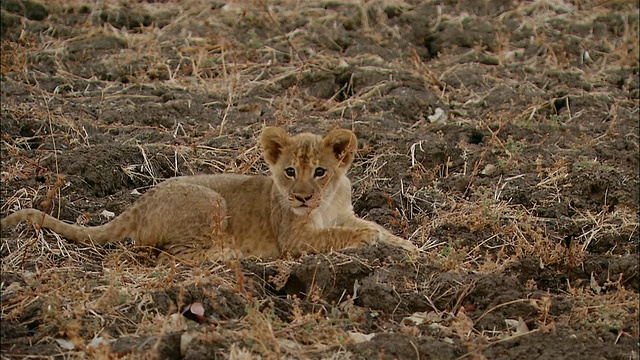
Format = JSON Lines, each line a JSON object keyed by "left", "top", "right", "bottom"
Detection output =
{"left": 167, "top": 313, "right": 188, "bottom": 332}
{"left": 2, "top": 282, "right": 23, "bottom": 294}
{"left": 516, "top": 317, "right": 529, "bottom": 334}
{"left": 352, "top": 279, "right": 360, "bottom": 300}
{"left": 428, "top": 107, "right": 446, "bottom": 123}
{"left": 442, "top": 337, "right": 454, "bottom": 344}
{"left": 276, "top": 338, "right": 301, "bottom": 350}
{"left": 55, "top": 338, "right": 75, "bottom": 350}
{"left": 180, "top": 330, "right": 199, "bottom": 356}
{"left": 505, "top": 317, "right": 529, "bottom": 334}
{"left": 100, "top": 210, "right": 115, "bottom": 219}
{"left": 402, "top": 311, "right": 441, "bottom": 326}
{"left": 87, "top": 336, "right": 109, "bottom": 349}
{"left": 590, "top": 272, "right": 602, "bottom": 294}
{"left": 348, "top": 331, "right": 375, "bottom": 343}
{"left": 505, "top": 319, "right": 519, "bottom": 329}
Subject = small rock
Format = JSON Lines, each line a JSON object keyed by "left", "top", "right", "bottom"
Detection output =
{"left": 480, "top": 164, "right": 497, "bottom": 176}
{"left": 428, "top": 107, "right": 446, "bottom": 123}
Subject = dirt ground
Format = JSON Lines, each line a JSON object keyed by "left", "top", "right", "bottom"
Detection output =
{"left": 1, "top": 0, "right": 638, "bottom": 359}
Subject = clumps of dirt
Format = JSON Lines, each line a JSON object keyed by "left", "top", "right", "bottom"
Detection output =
{"left": 45, "top": 144, "right": 147, "bottom": 196}
{"left": 1, "top": 0, "right": 638, "bottom": 358}
{"left": 243, "top": 243, "right": 411, "bottom": 300}
{"left": 482, "top": 325, "right": 637, "bottom": 360}
{"left": 110, "top": 332, "right": 182, "bottom": 359}
{"left": 508, "top": 254, "right": 639, "bottom": 293}
{"left": 150, "top": 284, "right": 246, "bottom": 320}
{"left": 345, "top": 333, "right": 464, "bottom": 360}
{"left": 1, "top": 0, "right": 48, "bottom": 21}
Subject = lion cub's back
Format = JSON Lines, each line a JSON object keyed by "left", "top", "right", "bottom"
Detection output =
{"left": 163, "top": 174, "right": 274, "bottom": 208}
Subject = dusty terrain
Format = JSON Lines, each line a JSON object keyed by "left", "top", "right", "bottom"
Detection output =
{"left": 1, "top": 0, "right": 638, "bottom": 359}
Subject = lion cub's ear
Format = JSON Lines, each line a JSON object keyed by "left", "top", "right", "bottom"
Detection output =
{"left": 260, "top": 127, "right": 291, "bottom": 165}
{"left": 323, "top": 129, "right": 358, "bottom": 168}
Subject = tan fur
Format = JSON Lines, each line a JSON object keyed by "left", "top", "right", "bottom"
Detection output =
{"left": 1, "top": 127, "right": 417, "bottom": 263}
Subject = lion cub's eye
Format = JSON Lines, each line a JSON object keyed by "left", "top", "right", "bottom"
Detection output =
{"left": 284, "top": 167, "right": 296, "bottom": 178}
{"left": 314, "top": 167, "right": 327, "bottom": 178}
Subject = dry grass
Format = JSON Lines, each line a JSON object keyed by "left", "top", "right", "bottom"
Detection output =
{"left": 1, "top": 0, "right": 638, "bottom": 358}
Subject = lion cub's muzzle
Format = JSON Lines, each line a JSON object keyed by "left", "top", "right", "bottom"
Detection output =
{"left": 290, "top": 193, "right": 320, "bottom": 211}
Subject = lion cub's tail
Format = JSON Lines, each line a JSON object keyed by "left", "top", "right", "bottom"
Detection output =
{"left": 1, "top": 209, "right": 132, "bottom": 245}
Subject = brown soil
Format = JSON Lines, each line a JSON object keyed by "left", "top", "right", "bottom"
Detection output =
{"left": 1, "top": 1, "right": 638, "bottom": 359}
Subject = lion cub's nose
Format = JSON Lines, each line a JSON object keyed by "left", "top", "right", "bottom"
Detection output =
{"left": 294, "top": 194, "right": 313, "bottom": 203}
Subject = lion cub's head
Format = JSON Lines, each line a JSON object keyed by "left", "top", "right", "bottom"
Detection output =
{"left": 260, "top": 127, "right": 357, "bottom": 215}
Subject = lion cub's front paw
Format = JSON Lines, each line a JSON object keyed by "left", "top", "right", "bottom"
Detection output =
{"left": 348, "top": 228, "right": 417, "bottom": 254}
{"left": 212, "top": 248, "right": 245, "bottom": 262}
{"left": 381, "top": 233, "right": 419, "bottom": 253}
{"left": 351, "top": 227, "right": 384, "bottom": 247}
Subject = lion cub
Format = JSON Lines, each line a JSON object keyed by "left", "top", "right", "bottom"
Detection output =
{"left": 1, "top": 127, "right": 416, "bottom": 263}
